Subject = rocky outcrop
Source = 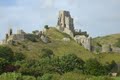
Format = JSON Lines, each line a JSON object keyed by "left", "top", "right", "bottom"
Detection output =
{"left": 41, "top": 35, "right": 50, "bottom": 43}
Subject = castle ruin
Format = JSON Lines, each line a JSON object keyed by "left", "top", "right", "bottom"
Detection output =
{"left": 57, "top": 10, "right": 75, "bottom": 37}
{"left": 0, "top": 28, "right": 25, "bottom": 45}
{"left": 56, "top": 10, "right": 92, "bottom": 51}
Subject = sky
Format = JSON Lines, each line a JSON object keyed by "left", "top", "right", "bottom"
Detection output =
{"left": 0, "top": 0, "right": 120, "bottom": 40}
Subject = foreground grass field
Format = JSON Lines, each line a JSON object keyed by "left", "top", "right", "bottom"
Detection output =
{"left": 0, "top": 72, "right": 120, "bottom": 80}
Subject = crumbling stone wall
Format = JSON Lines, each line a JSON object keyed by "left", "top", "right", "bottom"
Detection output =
{"left": 57, "top": 10, "right": 75, "bottom": 37}
{"left": 57, "top": 10, "right": 92, "bottom": 51}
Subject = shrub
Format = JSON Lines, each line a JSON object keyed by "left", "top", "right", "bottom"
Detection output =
{"left": 44, "top": 25, "right": 49, "bottom": 29}
{"left": 51, "top": 54, "right": 85, "bottom": 74}
{"left": 84, "top": 58, "right": 106, "bottom": 76}
{"left": 40, "top": 49, "right": 54, "bottom": 58}
{"left": 14, "top": 52, "right": 26, "bottom": 61}
{"left": 0, "top": 46, "right": 14, "bottom": 62}
{"left": 0, "top": 58, "right": 8, "bottom": 74}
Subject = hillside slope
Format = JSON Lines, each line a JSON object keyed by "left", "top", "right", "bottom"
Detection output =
{"left": 93, "top": 33, "right": 120, "bottom": 46}
{"left": 8, "top": 27, "right": 94, "bottom": 61}
{"left": 4, "top": 28, "right": 120, "bottom": 63}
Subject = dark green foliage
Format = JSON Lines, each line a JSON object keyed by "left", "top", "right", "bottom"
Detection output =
{"left": 51, "top": 54, "right": 85, "bottom": 74}
{"left": 0, "top": 46, "right": 14, "bottom": 62}
{"left": 0, "top": 58, "right": 8, "bottom": 74}
{"left": 44, "top": 25, "right": 49, "bottom": 29}
{"left": 109, "top": 60, "right": 117, "bottom": 72}
{"left": 84, "top": 58, "right": 106, "bottom": 76}
{"left": 32, "top": 30, "right": 39, "bottom": 34}
{"left": 40, "top": 49, "right": 54, "bottom": 58}
{"left": 59, "top": 54, "right": 84, "bottom": 73}
{"left": 18, "top": 59, "right": 53, "bottom": 77}
{"left": 14, "top": 52, "right": 25, "bottom": 61}
{"left": 96, "top": 42, "right": 102, "bottom": 47}
{"left": 25, "top": 34, "right": 38, "bottom": 42}
{"left": 0, "top": 45, "right": 117, "bottom": 78}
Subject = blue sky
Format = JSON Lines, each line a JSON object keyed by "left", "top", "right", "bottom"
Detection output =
{"left": 0, "top": 0, "right": 120, "bottom": 40}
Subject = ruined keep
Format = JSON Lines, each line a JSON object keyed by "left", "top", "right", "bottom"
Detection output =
{"left": 57, "top": 10, "right": 92, "bottom": 51}
{"left": 57, "top": 10, "right": 75, "bottom": 37}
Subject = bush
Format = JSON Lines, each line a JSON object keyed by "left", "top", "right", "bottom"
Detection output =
{"left": 40, "top": 49, "right": 54, "bottom": 58}
{"left": 14, "top": 52, "right": 25, "bottom": 61}
{"left": 51, "top": 54, "right": 85, "bottom": 74}
{"left": 25, "top": 34, "right": 38, "bottom": 42}
{"left": 84, "top": 58, "right": 106, "bottom": 76}
{"left": 0, "top": 58, "right": 8, "bottom": 74}
{"left": 44, "top": 25, "right": 49, "bottom": 29}
{"left": 0, "top": 46, "right": 14, "bottom": 62}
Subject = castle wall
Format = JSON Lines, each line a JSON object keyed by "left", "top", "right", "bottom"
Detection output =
{"left": 7, "top": 34, "right": 25, "bottom": 42}
{"left": 102, "top": 44, "right": 112, "bottom": 53}
{"left": 74, "top": 35, "right": 91, "bottom": 51}
{"left": 112, "top": 47, "right": 120, "bottom": 53}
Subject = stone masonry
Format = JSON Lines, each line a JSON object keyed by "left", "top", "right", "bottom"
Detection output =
{"left": 57, "top": 10, "right": 75, "bottom": 37}
{"left": 57, "top": 10, "right": 92, "bottom": 51}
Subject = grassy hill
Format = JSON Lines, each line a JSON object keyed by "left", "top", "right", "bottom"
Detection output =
{"left": 93, "top": 33, "right": 120, "bottom": 63}
{"left": 7, "top": 27, "right": 94, "bottom": 61}
{"left": 4, "top": 27, "right": 120, "bottom": 63}
{"left": 93, "top": 33, "right": 120, "bottom": 46}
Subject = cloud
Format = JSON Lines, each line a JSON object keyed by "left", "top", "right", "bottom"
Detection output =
{"left": 0, "top": 0, "right": 120, "bottom": 40}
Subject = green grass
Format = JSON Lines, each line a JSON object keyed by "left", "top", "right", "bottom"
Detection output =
{"left": 94, "top": 33, "right": 120, "bottom": 45}
{"left": 1, "top": 72, "right": 119, "bottom": 80}
{"left": 94, "top": 53, "right": 120, "bottom": 63}
{"left": 7, "top": 27, "right": 94, "bottom": 61}
{"left": 5, "top": 27, "right": 120, "bottom": 64}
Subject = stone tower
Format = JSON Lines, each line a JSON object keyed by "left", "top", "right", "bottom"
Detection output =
{"left": 5, "top": 34, "right": 8, "bottom": 41}
{"left": 57, "top": 10, "right": 75, "bottom": 37}
{"left": 8, "top": 28, "right": 12, "bottom": 36}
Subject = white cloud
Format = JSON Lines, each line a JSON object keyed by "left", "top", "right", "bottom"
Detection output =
{"left": 0, "top": 0, "right": 120, "bottom": 40}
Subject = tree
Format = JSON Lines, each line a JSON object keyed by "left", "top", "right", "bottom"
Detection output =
{"left": 40, "top": 48, "right": 54, "bottom": 58}
{"left": 84, "top": 58, "right": 105, "bottom": 76}
{"left": 0, "top": 46, "right": 14, "bottom": 62}
{"left": 44, "top": 25, "right": 49, "bottom": 29}
{"left": 32, "top": 30, "right": 39, "bottom": 35}
{"left": 51, "top": 54, "right": 85, "bottom": 74}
